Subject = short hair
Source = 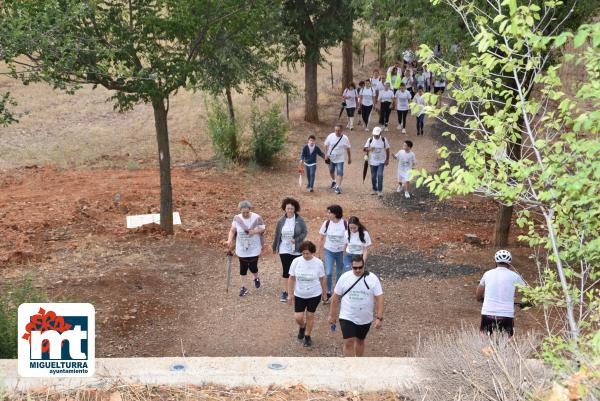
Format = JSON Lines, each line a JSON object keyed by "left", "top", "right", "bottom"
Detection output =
{"left": 281, "top": 197, "right": 300, "bottom": 213}
{"left": 327, "top": 204, "right": 343, "bottom": 219}
{"left": 334, "top": 124, "right": 343, "bottom": 130}
{"left": 238, "top": 200, "right": 252, "bottom": 209}
{"left": 358, "top": 80, "right": 365, "bottom": 86}
{"left": 351, "top": 254, "right": 364, "bottom": 264}
{"left": 308, "top": 134, "right": 316, "bottom": 140}
{"left": 299, "top": 240, "right": 316, "bottom": 253}
{"left": 400, "top": 83, "right": 406, "bottom": 87}
{"left": 417, "top": 85, "right": 423, "bottom": 90}
{"left": 405, "top": 140, "right": 414, "bottom": 148}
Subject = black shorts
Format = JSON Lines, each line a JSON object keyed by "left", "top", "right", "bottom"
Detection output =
{"left": 339, "top": 318, "right": 371, "bottom": 340}
{"left": 434, "top": 86, "right": 445, "bottom": 94}
{"left": 294, "top": 295, "right": 321, "bottom": 313}
{"left": 346, "top": 107, "right": 355, "bottom": 117}
{"left": 280, "top": 253, "right": 300, "bottom": 278}
{"left": 480, "top": 315, "right": 514, "bottom": 337}
{"left": 239, "top": 256, "right": 259, "bottom": 275}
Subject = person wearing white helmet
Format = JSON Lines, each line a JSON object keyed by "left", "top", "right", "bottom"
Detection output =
{"left": 476, "top": 250, "right": 526, "bottom": 337}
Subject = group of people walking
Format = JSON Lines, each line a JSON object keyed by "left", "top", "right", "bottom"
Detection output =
{"left": 227, "top": 199, "right": 384, "bottom": 355}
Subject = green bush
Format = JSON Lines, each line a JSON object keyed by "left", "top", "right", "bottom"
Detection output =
{"left": 0, "top": 277, "right": 45, "bottom": 358}
{"left": 206, "top": 100, "right": 239, "bottom": 162}
{"left": 249, "top": 105, "right": 288, "bottom": 166}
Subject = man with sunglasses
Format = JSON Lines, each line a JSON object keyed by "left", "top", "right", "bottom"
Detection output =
{"left": 328, "top": 254, "right": 384, "bottom": 357}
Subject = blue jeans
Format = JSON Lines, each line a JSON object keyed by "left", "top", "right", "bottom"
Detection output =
{"left": 370, "top": 163, "right": 385, "bottom": 192}
{"left": 305, "top": 164, "right": 316, "bottom": 189}
{"left": 324, "top": 249, "right": 345, "bottom": 294}
{"left": 344, "top": 253, "right": 356, "bottom": 271}
{"left": 416, "top": 114, "right": 425, "bottom": 132}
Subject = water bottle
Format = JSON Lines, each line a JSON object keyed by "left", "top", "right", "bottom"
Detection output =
{"left": 330, "top": 323, "right": 336, "bottom": 333}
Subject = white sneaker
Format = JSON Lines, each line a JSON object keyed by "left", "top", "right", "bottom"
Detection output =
{"left": 371, "top": 191, "right": 377, "bottom": 195}
{"left": 402, "top": 128, "right": 406, "bottom": 134}
{"left": 396, "top": 125, "right": 401, "bottom": 130}
{"left": 405, "top": 191, "right": 411, "bottom": 198}
{"left": 397, "top": 185, "right": 402, "bottom": 193}
{"left": 365, "top": 127, "right": 369, "bottom": 132}
{"left": 384, "top": 126, "right": 389, "bottom": 132}
{"left": 378, "top": 192, "right": 384, "bottom": 197}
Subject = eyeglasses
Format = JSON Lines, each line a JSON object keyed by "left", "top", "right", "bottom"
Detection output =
{"left": 352, "top": 265, "right": 364, "bottom": 270}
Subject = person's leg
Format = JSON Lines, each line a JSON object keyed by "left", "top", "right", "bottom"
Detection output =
{"left": 376, "top": 163, "right": 385, "bottom": 193}
{"left": 370, "top": 164, "right": 378, "bottom": 192}
{"left": 239, "top": 258, "right": 250, "bottom": 289}
{"left": 401, "top": 110, "right": 408, "bottom": 128}
{"left": 343, "top": 338, "right": 356, "bottom": 357}
{"left": 355, "top": 339, "right": 366, "bottom": 356}
{"left": 323, "top": 249, "right": 334, "bottom": 295}
{"left": 335, "top": 162, "right": 344, "bottom": 190}
{"left": 334, "top": 251, "right": 345, "bottom": 283}
{"left": 396, "top": 110, "right": 402, "bottom": 128}
{"left": 307, "top": 165, "right": 316, "bottom": 190}
{"left": 384, "top": 103, "right": 392, "bottom": 127}
{"left": 294, "top": 312, "right": 305, "bottom": 328}
{"left": 362, "top": 105, "right": 370, "bottom": 127}
{"left": 248, "top": 258, "right": 260, "bottom": 288}
{"left": 378, "top": 103, "right": 385, "bottom": 125}
{"left": 344, "top": 253, "right": 352, "bottom": 272}
{"left": 305, "top": 312, "right": 315, "bottom": 336}
{"left": 328, "top": 159, "right": 336, "bottom": 185}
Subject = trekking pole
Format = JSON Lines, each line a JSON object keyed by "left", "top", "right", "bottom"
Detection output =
{"left": 225, "top": 251, "right": 233, "bottom": 293}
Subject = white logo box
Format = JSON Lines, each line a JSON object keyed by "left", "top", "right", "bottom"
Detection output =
{"left": 18, "top": 303, "right": 95, "bottom": 378}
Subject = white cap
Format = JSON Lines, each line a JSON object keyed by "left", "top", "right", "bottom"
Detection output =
{"left": 372, "top": 127, "right": 382, "bottom": 136}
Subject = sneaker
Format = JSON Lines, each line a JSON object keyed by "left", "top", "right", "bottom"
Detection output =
{"left": 330, "top": 181, "right": 337, "bottom": 189}
{"left": 402, "top": 128, "right": 406, "bottom": 134}
{"left": 396, "top": 125, "right": 401, "bottom": 130}
{"left": 350, "top": 127, "right": 353, "bottom": 131}
{"left": 384, "top": 126, "right": 389, "bottom": 132}
{"left": 335, "top": 186, "right": 341, "bottom": 194}
{"left": 324, "top": 293, "right": 332, "bottom": 304}
{"left": 239, "top": 287, "right": 249, "bottom": 297}
{"left": 405, "top": 191, "right": 411, "bottom": 199}
{"left": 309, "top": 188, "right": 314, "bottom": 192}
{"left": 371, "top": 191, "right": 377, "bottom": 195}
{"left": 365, "top": 127, "right": 369, "bottom": 132}
{"left": 297, "top": 326, "right": 305, "bottom": 340}
{"left": 378, "top": 192, "right": 384, "bottom": 197}
{"left": 397, "top": 185, "right": 402, "bottom": 193}
{"left": 303, "top": 336, "right": 312, "bottom": 347}
{"left": 254, "top": 277, "right": 261, "bottom": 289}
{"left": 279, "top": 291, "right": 288, "bottom": 302}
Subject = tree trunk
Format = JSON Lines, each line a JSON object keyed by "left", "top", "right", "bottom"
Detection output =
{"left": 152, "top": 97, "right": 174, "bottom": 235}
{"left": 492, "top": 204, "right": 513, "bottom": 247}
{"left": 342, "top": 33, "right": 353, "bottom": 90}
{"left": 225, "top": 87, "right": 235, "bottom": 124}
{"left": 379, "top": 32, "right": 386, "bottom": 69}
{"left": 304, "top": 57, "right": 319, "bottom": 123}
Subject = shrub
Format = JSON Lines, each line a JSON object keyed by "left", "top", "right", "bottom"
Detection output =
{"left": 206, "top": 99, "right": 239, "bottom": 162}
{"left": 0, "top": 277, "right": 45, "bottom": 358}
{"left": 249, "top": 105, "right": 288, "bottom": 166}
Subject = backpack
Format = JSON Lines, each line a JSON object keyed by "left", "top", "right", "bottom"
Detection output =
{"left": 324, "top": 219, "right": 347, "bottom": 233}
{"left": 367, "top": 136, "right": 387, "bottom": 147}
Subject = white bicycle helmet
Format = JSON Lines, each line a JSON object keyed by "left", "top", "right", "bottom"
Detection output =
{"left": 494, "top": 249, "right": 512, "bottom": 264}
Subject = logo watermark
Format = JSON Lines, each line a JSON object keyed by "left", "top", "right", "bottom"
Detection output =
{"left": 18, "top": 303, "right": 95, "bottom": 377}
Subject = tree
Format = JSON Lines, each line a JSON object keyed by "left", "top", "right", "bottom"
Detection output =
{"left": 0, "top": 92, "right": 17, "bottom": 127}
{"left": 0, "top": 0, "right": 273, "bottom": 234}
{"left": 417, "top": 1, "right": 599, "bottom": 354}
{"left": 281, "top": 0, "right": 353, "bottom": 122}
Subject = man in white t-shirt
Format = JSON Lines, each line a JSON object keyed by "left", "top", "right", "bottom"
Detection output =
{"left": 394, "top": 140, "right": 416, "bottom": 198}
{"left": 324, "top": 124, "right": 352, "bottom": 195}
{"left": 328, "top": 254, "right": 384, "bottom": 357}
{"left": 363, "top": 126, "right": 390, "bottom": 197}
{"left": 476, "top": 250, "right": 527, "bottom": 337}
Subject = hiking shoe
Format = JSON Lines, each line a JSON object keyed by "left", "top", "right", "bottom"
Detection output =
{"left": 303, "top": 336, "right": 312, "bottom": 347}
{"left": 298, "top": 326, "right": 305, "bottom": 340}
{"left": 378, "top": 192, "right": 384, "bottom": 197}
{"left": 335, "top": 186, "right": 341, "bottom": 194}
{"left": 405, "top": 191, "right": 411, "bottom": 199}
{"left": 365, "top": 127, "right": 369, "bottom": 132}
{"left": 279, "top": 291, "right": 288, "bottom": 302}
{"left": 330, "top": 181, "right": 337, "bottom": 189}
{"left": 309, "top": 187, "right": 314, "bottom": 192}
{"left": 384, "top": 126, "right": 389, "bottom": 132}
{"left": 350, "top": 127, "right": 353, "bottom": 131}
{"left": 239, "top": 287, "right": 249, "bottom": 297}
{"left": 402, "top": 128, "right": 406, "bottom": 134}
{"left": 254, "top": 277, "right": 261, "bottom": 289}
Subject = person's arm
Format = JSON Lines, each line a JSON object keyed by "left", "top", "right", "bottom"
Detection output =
{"left": 287, "top": 276, "right": 296, "bottom": 305}
{"left": 227, "top": 226, "right": 236, "bottom": 251}
{"left": 316, "top": 145, "right": 326, "bottom": 159}
{"left": 363, "top": 246, "right": 370, "bottom": 265}
{"left": 374, "top": 295, "right": 384, "bottom": 329}
{"left": 346, "top": 146, "right": 352, "bottom": 165}
{"left": 297, "top": 217, "right": 308, "bottom": 244}
{"left": 328, "top": 293, "right": 341, "bottom": 322}
{"left": 385, "top": 147, "right": 390, "bottom": 165}
{"left": 476, "top": 284, "right": 485, "bottom": 302}
{"left": 320, "top": 276, "right": 327, "bottom": 302}
{"left": 318, "top": 234, "right": 326, "bottom": 256}
{"left": 272, "top": 219, "right": 281, "bottom": 254}
{"left": 324, "top": 142, "right": 330, "bottom": 161}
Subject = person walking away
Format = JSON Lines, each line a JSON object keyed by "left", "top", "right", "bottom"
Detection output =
{"left": 394, "top": 140, "right": 416, "bottom": 198}
{"left": 363, "top": 126, "right": 390, "bottom": 196}
{"left": 318, "top": 204, "right": 348, "bottom": 302}
{"left": 299, "top": 135, "right": 325, "bottom": 192}
{"left": 476, "top": 250, "right": 526, "bottom": 337}
{"left": 324, "top": 125, "right": 352, "bottom": 195}
{"left": 413, "top": 86, "right": 426, "bottom": 136}
{"left": 356, "top": 80, "right": 365, "bottom": 127}
{"left": 394, "top": 83, "right": 412, "bottom": 134}
{"left": 328, "top": 254, "right": 384, "bottom": 357}
{"left": 273, "top": 198, "right": 308, "bottom": 302}
{"left": 287, "top": 241, "right": 327, "bottom": 347}
{"left": 344, "top": 217, "right": 372, "bottom": 271}
{"left": 342, "top": 82, "right": 359, "bottom": 131}
{"left": 378, "top": 82, "right": 394, "bottom": 132}
{"left": 227, "top": 200, "right": 266, "bottom": 297}
{"left": 386, "top": 66, "right": 402, "bottom": 94}
{"left": 359, "top": 80, "right": 376, "bottom": 132}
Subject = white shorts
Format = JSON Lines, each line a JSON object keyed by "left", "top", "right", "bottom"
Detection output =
{"left": 398, "top": 169, "right": 411, "bottom": 183}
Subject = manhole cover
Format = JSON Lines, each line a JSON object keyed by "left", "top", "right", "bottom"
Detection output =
{"left": 169, "top": 363, "right": 187, "bottom": 372}
{"left": 267, "top": 362, "right": 287, "bottom": 370}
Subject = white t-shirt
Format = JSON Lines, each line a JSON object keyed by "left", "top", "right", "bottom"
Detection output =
{"left": 343, "top": 88, "right": 358, "bottom": 108}
{"left": 346, "top": 230, "right": 372, "bottom": 255}
{"left": 395, "top": 90, "right": 412, "bottom": 111}
{"left": 378, "top": 89, "right": 394, "bottom": 103}
{"left": 319, "top": 219, "right": 348, "bottom": 252}
{"left": 370, "top": 77, "right": 384, "bottom": 91}
{"left": 415, "top": 74, "right": 426, "bottom": 88}
{"left": 395, "top": 150, "right": 416, "bottom": 172}
{"left": 335, "top": 271, "right": 383, "bottom": 325}
{"left": 480, "top": 267, "right": 526, "bottom": 318}
{"left": 434, "top": 78, "right": 446, "bottom": 88}
{"left": 279, "top": 217, "right": 298, "bottom": 255}
{"left": 413, "top": 93, "right": 425, "bottom": 117}
{"left": 402, "top": 75, "right": 414, "bottom": 89}
{"left": 324, "top": 133, "right": 351, "bottom": 164}
{"left": 364, "top": 137, "right": 389, "bottom": 166}
{"left": 232, "top": 212, "right": 265, "bottom": 258}
{"left": 290, "top": 256, "right": 325, "bottom": 299}
{"left": 360, "top": 87, "right": 376, "bottom": 107}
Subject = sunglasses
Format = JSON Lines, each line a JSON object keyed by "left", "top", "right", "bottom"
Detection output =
{"left": 352, "top": 265, "right": 364, "bottom": 270}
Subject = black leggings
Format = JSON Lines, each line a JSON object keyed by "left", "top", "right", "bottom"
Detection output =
{"left": 379, "top": 102, "right": 392, "bottom": 126}
{"left": 280, "top": 253, "right": 300, "bottom": 278}
{"left": 361, "top": 104, "right": 373, "bottom": 126}
{"left": 397, "top": 110, "right": 408, "bottom": 128}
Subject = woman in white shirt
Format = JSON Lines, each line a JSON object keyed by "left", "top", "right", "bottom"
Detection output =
{"left": 413, "top": 86, "right": 426, "bottom": 136}
{"left": 359, "top": 79, "right": 376, "bottom": 131}
{"left": 344, "top": 216, "right": 372, "bottom": 271}
{"left": 319, "top": 204, "right": 348, "bottom": 301}
{"left": 287, "top": 241, "right": 326, "bottom": 348}
{"left": 342, "top": 82, "right": 359, "bottom": 130}
{"left": 394, "top": 83, "right": 412, "bottom": 134}
{"left": 377, "top": 82, "right": 394, "bottom": 131}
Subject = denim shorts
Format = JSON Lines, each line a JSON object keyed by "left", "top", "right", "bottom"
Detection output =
{"left": 328, "top": 161, "right": 344, "bottom": 177}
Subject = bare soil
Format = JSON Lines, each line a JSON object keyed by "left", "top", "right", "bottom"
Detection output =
{"left": 0, "top": 52, "right": 544, "bottom": 358}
